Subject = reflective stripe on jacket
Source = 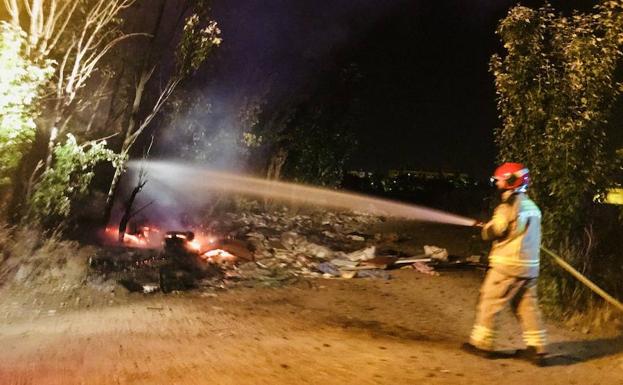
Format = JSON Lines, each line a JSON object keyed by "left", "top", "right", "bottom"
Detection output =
{"left": 481, "top": 192, "right": 542, "bottom": 278}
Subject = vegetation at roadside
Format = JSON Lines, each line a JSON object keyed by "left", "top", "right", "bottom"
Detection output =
{"left": 0, "top": 1, "right": 221, "bottom": 229}
{"left": 492, "top": 1, "right": 623, "bottom": 314}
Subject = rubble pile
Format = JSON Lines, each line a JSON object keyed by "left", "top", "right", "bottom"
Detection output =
{"left": 91, "top": 206, "right": 484, "bottom": 293}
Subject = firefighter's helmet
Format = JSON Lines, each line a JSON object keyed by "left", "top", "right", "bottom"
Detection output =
{"left": 491, "top": 162, "right": 530, "bottom": 191}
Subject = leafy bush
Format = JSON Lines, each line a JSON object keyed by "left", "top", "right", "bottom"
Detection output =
{"left": 28, "top": 134, "right": 121, "bottom": 226}
{"left": 0, "top": 22, "right": 53, "bottom": 190}
{"left": 492, "top": 2, "right": 623, "bottom": 310}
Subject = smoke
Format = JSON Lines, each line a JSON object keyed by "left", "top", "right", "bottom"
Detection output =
{"left": 108, "top": 161, "right": 217, "bottom": 233}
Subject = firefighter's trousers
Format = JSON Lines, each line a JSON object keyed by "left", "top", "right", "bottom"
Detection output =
{"left": 469, "top": 268, "right": 547, "bottom": 353}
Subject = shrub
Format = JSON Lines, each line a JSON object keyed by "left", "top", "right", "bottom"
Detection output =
{"left": 492, "top": 2, "right": 623, "bottom": 310}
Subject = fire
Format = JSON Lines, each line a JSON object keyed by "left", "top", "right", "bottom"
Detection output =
{"left": 188, "top": 240, "right": 201, "bottom": 251}
{"left": 103, "top": 225, "right": 238, "bottom": 266}
{"left": 162, "top": 230, "right": 219, "bottom": 255}
{"left": 103, "top": 225, "right": 161, "bottom": 248}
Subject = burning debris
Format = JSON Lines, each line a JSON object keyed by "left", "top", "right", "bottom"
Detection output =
{"left": 91, "top": 204, "right": 484, "bottom": 293}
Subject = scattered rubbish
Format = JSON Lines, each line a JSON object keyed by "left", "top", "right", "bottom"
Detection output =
{"left": 142, "top": 284, "right": 159, "bottom": 293}
{"left": 394, "top": 254, "right": 430, "bottom": 265}
{"left": 340, "top": 271, "right": 357, "bottom": 279}
{"left": 346, "top": 234, "right": 365, "bottom": 242}
{"left": 330, "top": 259, "right": 360, "bottom": 269}
{"left": 202, "top": 249, "right": 237, "bottom": 265}
{"left": 423, "top": 245, "right": 449, "bottom": 262}
{"left": 466, "top": 255, "right": 482, "bottom": 264}
{"left": 90, "top": 205, "right": 482, "bottom": 292}
{"left": 344, "top": 246, "right": 376, "bottom": 262}
{"left": 412, "top": 262, "right": 439, "bottom": 276}
{"left": 360, "top": 256, "right": 399, "bottom": 269}
{"left": 317, "top": 262, "right": 341, "bottom": 277}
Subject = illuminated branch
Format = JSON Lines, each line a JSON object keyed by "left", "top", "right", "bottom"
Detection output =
{"left": 46, "top": 0, "right": 79, "bottom": 54}
{"left": 3, "top": 0, "right": 20, "bottom": 27}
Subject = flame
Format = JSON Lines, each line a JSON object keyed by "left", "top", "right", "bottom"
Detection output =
{"left": 123, "top": 233, "right": 144, "bottom": 245}
{"left": 102, "top": 223, "right": 226, "bottom": 257}
{"left": 188, "top": 240, "right": 201, "bottom": 251}
{"left": 103, "top": 225, "right": 161, "bottom": 248}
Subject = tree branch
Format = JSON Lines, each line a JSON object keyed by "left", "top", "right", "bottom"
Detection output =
{"left": 46, "top": 0, "right": 78, "bottom": 54}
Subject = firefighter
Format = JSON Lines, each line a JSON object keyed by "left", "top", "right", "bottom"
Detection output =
{"left": 462, "top": 162, "right": 549, "bottom": 366}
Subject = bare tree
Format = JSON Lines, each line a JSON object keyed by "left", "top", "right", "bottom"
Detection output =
{"left": 103, "top": 3, "right": 222, "bottom": 223}
{"left": 2, "top": 0, "right": 148, "bottom": 169}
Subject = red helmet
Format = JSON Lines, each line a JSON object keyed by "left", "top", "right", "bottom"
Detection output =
{"left": 491, "top": 162, "right": 530, "bottom": 190}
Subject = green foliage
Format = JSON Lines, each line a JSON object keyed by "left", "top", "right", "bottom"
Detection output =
{"left": 492, "top": 2, "right": 623, "bottom": 311}
{"left": 0, "top": 22, "right": 54, "bottom": 188}
{"left": 176, "top": 13, "right": 222, "bottom": 77}
{"left": 28, "top": 134, "right": 120, "bottom": 224}
{"left": 491, "top": 2, "right": 623, "bottom": 242}
{"left": 254, "top": 63, "right": 364, "bottom": 186}
{"left": 284, "top": 116, "right": 358, "bottom": 187}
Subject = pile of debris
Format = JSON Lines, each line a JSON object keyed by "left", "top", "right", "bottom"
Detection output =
{"left": 91, "top": 206, "right": 484, "bottom": 293}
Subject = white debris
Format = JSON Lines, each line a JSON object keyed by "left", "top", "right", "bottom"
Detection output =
{"left": 344, "top": 246, "right": 376, "bottom": 262}
{"left": 143, "top": 284, "right": 159, "bottom": 293}
{"left": 346, "top": 234, "right": 365, "bottom": 242}
{"left": 412, "top": 261, "right": 439, "bottom": 276}
{"left": 424, "top": 245, "right": 448, "bottom": 262}
{"left": 330, "top": 259, "right": 360, "bottom": 268}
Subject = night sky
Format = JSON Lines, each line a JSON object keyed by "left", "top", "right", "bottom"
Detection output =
{"left": 163, "top": 0, "right": 598, "bottom": 178}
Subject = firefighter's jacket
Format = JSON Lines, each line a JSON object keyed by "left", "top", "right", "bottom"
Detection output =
{"left": 482, "top": 191, "right": 542, "bottom": 278}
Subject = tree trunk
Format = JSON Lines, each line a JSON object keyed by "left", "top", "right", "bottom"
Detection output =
{"left": 44, "top": 101, "right": 64, "bottom": 171}
{"left": 118, "top": 180, "right": 145, "bottom": 243}
{"left": 103, "top": 0, "right": 167, "bottom": 225}
{"left": 264, "top": 147, "right": 288, "bottom": 209}
{"left": 266, "top": 147, "right": 288, "bottom": 181}
{"left": 103, "top": 62, "right": 126, "bottom": 130}
{"left": 102, "top": 65, "right": 151, "bottom": 225}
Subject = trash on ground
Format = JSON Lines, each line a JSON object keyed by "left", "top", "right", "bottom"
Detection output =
{"left": 423, "top": 245, "right": 449, "bottom": 262}
{"left": 89, "top": 205, "right": 481, "bottom": 292}
{"left": 412, "top": 261, "right": 439, "bottom": 276}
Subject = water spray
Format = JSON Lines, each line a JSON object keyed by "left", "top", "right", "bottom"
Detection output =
{"left": 131, "top": 160, "right": 623, "bottom": 312}
{"left": 131, "top": 160, "right": 476, "bottom": 226}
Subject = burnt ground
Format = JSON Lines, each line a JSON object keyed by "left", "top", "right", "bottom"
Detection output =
{"left": 0, "top": 220, "right": 622, "bottom": 385}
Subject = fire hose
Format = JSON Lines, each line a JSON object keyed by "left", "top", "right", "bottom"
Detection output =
{"left": 473, "top": 219, "right": 623, "bottom": 312}
{"left": 539, "top": 246, "right": 623, "bottom": 313}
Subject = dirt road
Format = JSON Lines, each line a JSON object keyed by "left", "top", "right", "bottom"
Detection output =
{"left": 1, "top": 268, "right": 622, "bottom": 385}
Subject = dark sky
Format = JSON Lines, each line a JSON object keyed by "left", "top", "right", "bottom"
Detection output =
{"left": 167, "top": 0, "right": 598, "bottom": 178}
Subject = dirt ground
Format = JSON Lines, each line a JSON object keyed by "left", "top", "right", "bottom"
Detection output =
{"left": 1, "top": 221, "right": 622, "bottom": 385}
{"left": 1, "top": 269, "right": 623, "bottom": 385}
